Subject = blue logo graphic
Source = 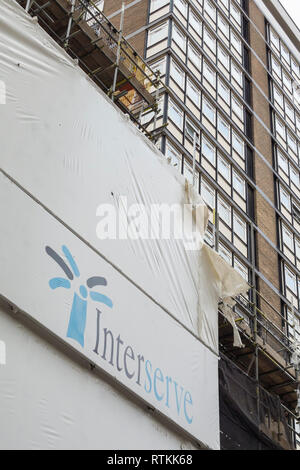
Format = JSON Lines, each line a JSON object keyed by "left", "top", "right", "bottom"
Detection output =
{"left": 46, "top": 245, "right": 113, "bottom": 348}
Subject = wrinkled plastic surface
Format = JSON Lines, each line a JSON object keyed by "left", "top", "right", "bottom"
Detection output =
{"left": 0, "top": 0, "right": 248, "bottom": 354}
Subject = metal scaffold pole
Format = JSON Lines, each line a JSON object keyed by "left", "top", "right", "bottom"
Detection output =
{"left": 192, "top": 132, "right": 198, "bottom": 189}
{"left": 25, "top": 0, "right": 33, "bottom": 12}
{"left": 64, "top": 0, "right": 76, "bottom": 48}
{"left": 112, "top": 1, "right": 125, "bottom": 102}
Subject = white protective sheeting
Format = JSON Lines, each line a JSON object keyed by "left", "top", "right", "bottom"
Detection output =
{"left": 0, "top": 300, "right": 198, "bottom": 450}
{"left": 0, "top": 0, "right": 248, "bottom": 354}
{"left": 0, "top": 170, "right": 220, "bottom": 449}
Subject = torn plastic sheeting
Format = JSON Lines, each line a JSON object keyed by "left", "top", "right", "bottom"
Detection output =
{"left": 0, "top": 0, "right": 248, "bottom": 354}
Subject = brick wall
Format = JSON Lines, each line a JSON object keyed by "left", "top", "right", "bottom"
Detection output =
{"left": 103, "top": 0, "right": 149, "bottom": 55}
{"left": 249, "top": 1, "right": 282, "bottom": 329}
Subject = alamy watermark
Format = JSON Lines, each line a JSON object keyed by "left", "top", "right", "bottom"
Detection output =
{"left": 96, "top": 196, "right": 205, "bottom": 251}
{"left": 0, "top": 80, "right": 6, "bottom": 105}
{"left": 0, "top": 340, "right": 6, "bottom": 365}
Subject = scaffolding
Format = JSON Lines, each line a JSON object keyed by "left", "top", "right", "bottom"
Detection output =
{"left": 212, "top": 211, "right": 300, "bottom": 449}
{"left": 16, "top": 0, "right": 300, "bottom": 450}
{"left": 20, "top": 0, "right": 167, "bottom": 141}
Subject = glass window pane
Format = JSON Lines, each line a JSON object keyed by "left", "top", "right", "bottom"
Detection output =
{"left": 232, "top": 132, "right": 244, "bottom": 158}
{"left": 187, "top": 80, "right": 201, "bottom": 106}
{"left": 169, "top": 99, "right": 183, "bottom": 129}
{"left": 218, "top": 196, "right": 231, "bottom": 225}
{"left": 166, "top": 142, "right": 182, "bottom": 170}
{"left": 173, "top": 25, "right": 186, "bottom": 50}
{"left": 218, "top": 116, "right": 230, "bottom": 140}
{"left": 202, "top": 136, "right": 216, "bottom": 165}
{"left": 170, "top": 60, "right": 185, "bottom": 88}
{"left": 201, "top": 180, "right": 215, "bottom": 208}
{"left": 218, "top": 155, "right": 231, "bottom": 180}
{"left": 148, "top": 23, "right": 168, "bottom": 46}
{"left": 233, "top": 171, "right": 245, "bottom": 198}
{"left": 203, "top": 99, "right": 216, "bottom": 123}
{"left": 233, "top": 213, "right": 247, "bottom": 242}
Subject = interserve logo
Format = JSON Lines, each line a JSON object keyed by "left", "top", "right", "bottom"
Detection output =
{"left": 46, "top": 245, "right": 113, "bottom": 348}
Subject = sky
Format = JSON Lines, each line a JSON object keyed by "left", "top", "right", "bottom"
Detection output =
{"left": 280, "top": 0, "right": 300, "bottom": 29}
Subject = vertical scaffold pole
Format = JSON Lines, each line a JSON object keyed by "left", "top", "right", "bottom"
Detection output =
{"left": 65, "top": 0, "right": 76, "bottom": 48}
{"left": 153, "top": 87, "right": 160, "bottom": 133}
{"left": 112, "top": 2, "right": 125, "bottom": 102}
{"left": 192, "top": 132, "right": 198, "bottom": 188}
{"left": 25, "top": 0, "right": 33, "bottom": 12}
{"left": 250, "top": 222, "right": 260, "bottom": 432}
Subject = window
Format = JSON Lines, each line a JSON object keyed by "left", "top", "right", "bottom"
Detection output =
{"left": 166, "top": 142, "right": 182, "bottom": 170}
{"left": 202, "top": 99, "right": 216, "bottom": 123}
{"left": 234, "top": 258, "right": 248, "bottom": 280}
{"left": 233, "top": 213, "right": 247, "bottom": 242}
{"left": 174, "top": 0, "right": 187, "bottom": 16}
{"left": 202, "top": 136, "right": 216, "bottom": 165}
{"left": 204, "top": 229, "right": 214, "bottom": 247}
{"left": 232, "top": 97, "right": 243, "bottom": 120}
{"left": 287, "top": 133, "right": 297, "bottom": 153}
{"left": 285, "top": 267, "right": 297, "bottom": 294}
{"left": 285, "top": 102, "right": 295, "bottom": 122}
{"left": 230, "top": 2, "right": 241, "bottom": 25}
{"left": 185, "top": 118, "right": 198, "bottom": 141}
{"left": 218, "top": 116, "right": 230, "bottom": 140}
{"left": 232, "top": 132, "right": 244, "bottom": 157}
{"left": 292, "top": 58, "right": 299, "bottom": 76}
{"left": 233, "top": 171, "right": 245, "bottom": 198}
{"left": 296, "top": 240, "right": 300, "bottom": 260}
{"left": 218, "top": 79, "right": 230, "bottom": 104}
{"left": 148, "top": 23, "right": 168, "bottom": 46}
{"left": 151, "top": 57, "right": 166, "bottom": 76}
{"left": 150, "top": 0, "right": 168, "bottom": 12}
{"left": 277, "top": 150, "right": 288, "bottom": 173}
{"left": 273, "top": 86, "right": 284, "bottom": 107}
{"left": 204, "top": 27, "right": 216, "bottom": 52}
{"left": 218, "top": 196, "right": 231, "bottom": 225}
{"left": 270, "top": 28, "right": 279, "bottom": 50}
{"left": 290, "top": 166, "right": 300, "bottom": 186}
{"left": 169, "top": 99, "right": 183, "bottom": 129}
{"left": 271, "top": 56, "right": 281, "bottom": 77}
{"left": 231, "top": 31, "right": 242, "bottom": 54}
{"left": 220, "top": 0, "right": 229, "bottom": 9}
{"left": 219, "top": 243, "right": 232, "bottom": 264}
{"left": 218, "top": 155, "right": 231, "bottom": 180}
{"left": 275, "top": 117, "right": 286, "bottom": 139}
{"left": 204, "top": 0, "right": 216, "bottom": 21}
{"left": 188, "top": 43, "right": 201, "bottom": 68}
{"left": 296, "top": 114, "right": 300, "bottom": 132}
{"left": 282, "top": 224, "right": 294, "bottom": 251}
{"left": 280, "top": 186, "right": 291, "bottom": 211}
{"left": 203, "top": 61, "right": 216, "bottom": 85}
{"left": 184, "top": 161, "right": 198, "bottom": 184}
{"left": 170, "top": 60, "right": 185, "bottom": 88}
{"left": 201, "top": 180, "right": 215, "bottom": 208}
{"left": 187, "top": 79, "right": 201, "bottom": 106}
{"left": 218, "top": 45, "right": 230, "bottom": 69}
{"left": 189, "top": 11, "right": 202, "bottom": 34}
{"left": 283, "top": 72, "right": 292, "bottom": 93}
{"left": 281, "top": 43, "right": 290, "bottom": 64}
{"left": 218, "top": 13, "right": 229, "bottom": 37}
{"left": 232, "top": 63, "right": 243, "bottom": 86}
{"left": 173, "top": 25, "right": 186, "bottom": 51}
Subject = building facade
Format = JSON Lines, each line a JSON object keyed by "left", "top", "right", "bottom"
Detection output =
{"left": 101, "top": 0, "right": 300, "bottom": 449}
{"left": 15, "top": 0, "right": 300, "bottom": 450}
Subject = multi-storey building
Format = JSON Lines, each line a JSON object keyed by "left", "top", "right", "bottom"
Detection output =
{"left": 100, "top": 0, "right": 300, "bottom": 450}
{"left": 16, "top": 0, "right": 300, "bottom": 450}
